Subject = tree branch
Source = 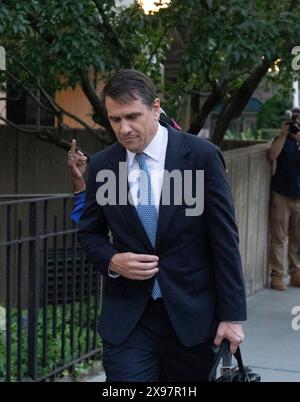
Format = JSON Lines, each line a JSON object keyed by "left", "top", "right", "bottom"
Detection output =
{"left": 80, "top": 69, "right": 110, "bottom": 129}
{"left": 144, "top": 23, "right": 171, "bottom": 73}
{"left": 0, "top": 114, "right": 40, "bottom": 134}
{"left": 2, "top": 70, "right": 55, "bottom": 114}
{"left": 93, "top": 0, "right": 132, "bottom": 67}
{"left": 187, "top": 57, "right": 231, "bottom": 134}
{"left": 39, "top": 129, "right": 80, "bottom": 152}
{"left": 0, "top": 114, "right": 91, "bottom": 153}
{"left": 4, "top": 53, "right": 111, "bottom": 142}
{"left": 212, "top": 58, "right": 271, "bottom": 145}
{"left": 202, "top": 42, "right": 223, "bottom": 91}
{"left": 188, "top": 82, "right": 227, "bottom": 134}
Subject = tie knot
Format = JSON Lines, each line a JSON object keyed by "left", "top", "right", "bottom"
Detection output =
{"left": 136, "top": 152, "right": 147, "bottom": 169}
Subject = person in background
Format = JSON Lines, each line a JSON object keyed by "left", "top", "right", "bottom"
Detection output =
{"left": 268, "top": 107, "right": 300, "bottom": 290}
{"left": 68, "top": 139, "right": 87, "bottom": 224}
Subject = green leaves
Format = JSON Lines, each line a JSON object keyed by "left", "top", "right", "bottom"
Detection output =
{"left": 161, "top": 0, "right": 300, "bottom": 121}
{"left": 0, "top": 0, "right": 173, "bottom": 89}
{"left": 0, "top": 301, "right": 100, "bottom": 381}
{"left": 1, "top": 0, "right": 300, "bottom": 142}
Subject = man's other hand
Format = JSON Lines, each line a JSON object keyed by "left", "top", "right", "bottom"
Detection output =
{"left": 109, "top": 253, "right": 159, "bottom": 280}
{"left": 214, "top": 322, "right": 245, "bottom": 353}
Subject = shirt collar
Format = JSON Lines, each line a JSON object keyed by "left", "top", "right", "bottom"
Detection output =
{"left": 127, "top": 123, "right": 165, "bottom": 167}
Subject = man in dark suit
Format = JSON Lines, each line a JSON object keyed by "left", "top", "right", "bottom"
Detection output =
{"left": 78, "top": 69, "right": 247, "bottom": 382}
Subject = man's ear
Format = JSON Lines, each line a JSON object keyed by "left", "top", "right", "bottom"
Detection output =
{"left": 153, "top": 98, "right": 161, "bottom": 120}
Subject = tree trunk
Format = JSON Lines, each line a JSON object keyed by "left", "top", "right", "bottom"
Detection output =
{"left": 188, "top": 83, "right": 227, "bottom": 134}
{"left": 211, "top": 59, "right": 271, "bottom": 145}
{"left": 80, "top": 70, "right": 110, "bottom": 129}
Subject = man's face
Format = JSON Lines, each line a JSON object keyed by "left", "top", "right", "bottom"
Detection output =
{"left": 105, "top": 95, "right": 160, "bottom": 153}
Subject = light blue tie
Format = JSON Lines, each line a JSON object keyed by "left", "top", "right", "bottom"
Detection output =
{"left": 136, "top": 153, "right": 161, "bottom": 300}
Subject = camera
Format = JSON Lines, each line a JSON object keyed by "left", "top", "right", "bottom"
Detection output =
{"left": 285, "top": 109, "right": 300, "bottom": 135}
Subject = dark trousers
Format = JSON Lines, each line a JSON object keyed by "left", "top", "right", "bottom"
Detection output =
{"left": 102, "top": 298, "right": 217, "bottom": 382}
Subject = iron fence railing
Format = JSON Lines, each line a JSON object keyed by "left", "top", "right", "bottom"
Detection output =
{"left": 0, "top": 195, "right": 102, "bottom": 382}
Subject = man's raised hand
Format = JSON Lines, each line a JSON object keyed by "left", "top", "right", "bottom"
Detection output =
{"left": 68, "top": 139, "right": 88, "bottom": 179}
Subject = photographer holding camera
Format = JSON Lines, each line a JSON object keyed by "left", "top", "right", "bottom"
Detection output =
{"left": 268, "top": 107, "right": 300, "bottom": 290}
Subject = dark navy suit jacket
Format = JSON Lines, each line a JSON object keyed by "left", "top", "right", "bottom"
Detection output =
{"left": 78, "top": 125, "right": 247, "bottom": 347}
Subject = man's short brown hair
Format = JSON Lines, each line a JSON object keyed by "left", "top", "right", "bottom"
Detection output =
{"left": 102, "top": 69, "right": 158, "bottom": 109}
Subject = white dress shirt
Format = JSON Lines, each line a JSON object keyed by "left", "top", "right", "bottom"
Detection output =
{"left": 127, "top": 123, "right": 168, "bottom": 211}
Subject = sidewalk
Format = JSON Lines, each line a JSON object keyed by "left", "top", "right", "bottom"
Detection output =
{"left": 84, "top": 287, "right": 300, "bottom": 382}
{"left": 242, "top": 287, "right": 300, "bottom": 382}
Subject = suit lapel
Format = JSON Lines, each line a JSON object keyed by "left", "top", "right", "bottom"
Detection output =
{"left": 156, "top": 128, "right": 192, "bottom": 249}
{"left": 108, "top": 143, "right": 154, "bottom": 252}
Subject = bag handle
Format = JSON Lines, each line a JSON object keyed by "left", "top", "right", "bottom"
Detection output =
{"left": 208, "top": 339, "right": 247, "bottom": 382}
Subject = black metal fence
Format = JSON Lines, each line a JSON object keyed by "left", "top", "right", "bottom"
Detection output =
{"left": 0, "top": 195, "right": 102, "bottom": 382}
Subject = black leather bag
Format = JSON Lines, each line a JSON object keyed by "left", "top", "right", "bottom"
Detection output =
{"left": 209, "top": 339, "right": 261, "bottom": 382}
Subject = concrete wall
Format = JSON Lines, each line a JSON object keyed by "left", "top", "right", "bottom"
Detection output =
{"left": 224, "top": 143, "right": 271, "bottom": 295}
